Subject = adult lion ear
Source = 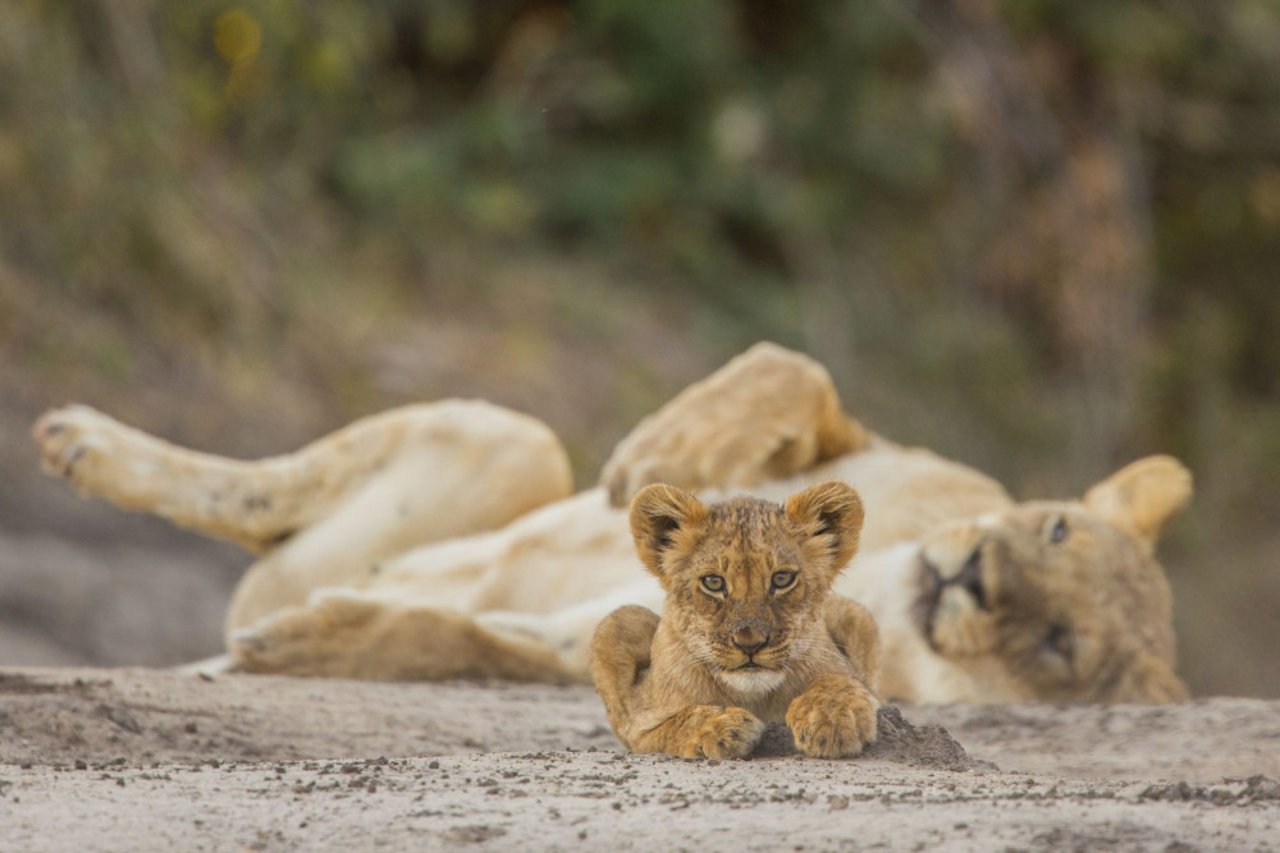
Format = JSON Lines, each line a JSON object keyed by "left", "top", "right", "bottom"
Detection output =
{"left": 784, "top": 481, "right": 864, "bottom": 575}
{"left": 629, "top": 484, "right": 708, "bottom": 578}
{"left": 1083, "top": 456, "right": 1192, "bottom": 547}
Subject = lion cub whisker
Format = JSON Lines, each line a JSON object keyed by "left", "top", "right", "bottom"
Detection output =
{"left": 589, "top": 481, "right": 882, "bottom": 760}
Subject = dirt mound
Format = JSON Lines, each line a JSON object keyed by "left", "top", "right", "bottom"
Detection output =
{"left": 863, "top": 705, "right": 983, "bottom": 771}
{"left": 752, "top": 706, "right": 980, "bottom": 771}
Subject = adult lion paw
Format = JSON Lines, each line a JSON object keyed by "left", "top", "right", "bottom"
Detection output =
{"left": 230, "top": 591, "right": 383, "bottom": 678}
{"left": 786, "top": 675, "right": 878, "bottom": 759}
{"left": 600, "top": 343, "right": 863, "bottom": 506}
{"left": 685, "top": 707, "right": 766, "bottom": 759}
{"left": 32, "top": 405, "right": 129, "bottom": 491}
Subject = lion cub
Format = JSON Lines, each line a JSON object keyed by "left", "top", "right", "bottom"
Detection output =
{"left": 590, "top": 481, "right": 881, "bottom": 760}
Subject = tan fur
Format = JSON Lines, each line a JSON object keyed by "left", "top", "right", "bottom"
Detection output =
{"left": 600, "top": 343, "right": 867, "bottom": 505}
{"left": 232, "top": 591, "right": 577, "bottom": 683}
{"left": 905, "top": 483, "right": 1189, "bottom": 702}
{"left": 590, "top": 483, "right": 879, "bottom": 758}
{"left": 32, "top": 343, "right": 1193, "bottom": 704}
{"left": 34, "top": 400, "right": 573, "bottom": 631}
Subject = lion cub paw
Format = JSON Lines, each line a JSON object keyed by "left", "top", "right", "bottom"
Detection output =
{"left": 685, "top": 707, "right": 767, "bottom": 760}
{"left": 786, "top": 675, "right": 878, "bottom": 759}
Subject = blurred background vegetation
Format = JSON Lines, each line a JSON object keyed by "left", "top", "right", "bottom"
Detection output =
{"left": 0, "top": 0, "right": 1277, "bottom": 696}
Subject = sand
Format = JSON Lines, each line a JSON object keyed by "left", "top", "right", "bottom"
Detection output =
{"left": 2, "top": 667, "right": 1277, "bottom": 851}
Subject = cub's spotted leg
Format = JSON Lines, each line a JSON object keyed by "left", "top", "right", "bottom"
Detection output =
{"left": 231, "top": 590, "right": 580, "bottom": 683}
{"left": 600, "top": 342, "right": 867, "bottom": 506}
{"left": 34, "top": 401, "right": 570, "bottom": 554}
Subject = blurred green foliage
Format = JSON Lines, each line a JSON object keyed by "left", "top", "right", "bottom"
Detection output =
{"left": 2, "top": 0, "right": 1279, "bottom": 692}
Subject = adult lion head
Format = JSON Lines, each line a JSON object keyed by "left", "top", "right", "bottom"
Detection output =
{"left": 913, "top": 456, "right": 1192, "bottom": 702}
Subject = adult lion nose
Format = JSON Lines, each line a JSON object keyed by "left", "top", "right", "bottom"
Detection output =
{"left": 946, "top": 544, "right": 988, "bottom": 610}
{"left": 922, "top": 540, "right": 990, "bottom": 611}
{"left": 731, "top": 626, "right": 769, "bottom": 655}
{"left": 920, "top": 555, "right": 943, "bottom": 593}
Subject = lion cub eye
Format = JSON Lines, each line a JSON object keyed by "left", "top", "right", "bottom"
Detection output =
{"left": 700, "top": 574, "right": 725, "bottom": 594}
{"left": 770, "top": 571, "right": 797, "bottom": 591}
{"left": 1049, "top": 517, "right": 1069, "bottom": 544}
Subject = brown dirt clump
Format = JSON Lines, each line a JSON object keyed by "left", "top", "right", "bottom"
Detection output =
{"left": 753, "top": 706, "right": 980, "bottom": 772}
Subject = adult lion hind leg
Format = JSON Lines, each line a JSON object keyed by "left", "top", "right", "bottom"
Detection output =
{"left": 231, "top": 590, "right": 580, "bottom": 684}
{"left": 600, "top": 342, "right": 868, "bottom": 507}
{"left": 34, "top": 401, "right": 571, "bottom": 554}
{"left": 222, "top": 401, "right": 575, "bottom": 631}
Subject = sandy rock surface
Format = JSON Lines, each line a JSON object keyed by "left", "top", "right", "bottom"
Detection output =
{"left": 2, "top": 668, "right": 1277, "bottom": 851}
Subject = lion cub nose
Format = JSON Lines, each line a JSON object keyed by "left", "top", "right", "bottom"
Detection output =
{"left": 731, "top": 626, "right": 769, "bottom": 655}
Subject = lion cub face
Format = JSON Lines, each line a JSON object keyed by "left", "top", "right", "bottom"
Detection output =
{"left": 629, "top": 481, "right": 863, "bottom": 696}
{"left": 912, "top": 456, "right": 1192, "bottom": 702}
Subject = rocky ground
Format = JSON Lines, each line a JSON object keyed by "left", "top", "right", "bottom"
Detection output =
{"left": 1, "top": 668, "right": 1277, "bottom": 851}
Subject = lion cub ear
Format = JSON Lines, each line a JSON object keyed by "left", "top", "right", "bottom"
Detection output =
{"left": 1082, "top": 455, "right": 1193, "bottom": 547}
{"left": 629, "top": 484, "right": 709, "bottom": 578}
{"left": 784, "top": 481, "right": 865, "bottom": 575}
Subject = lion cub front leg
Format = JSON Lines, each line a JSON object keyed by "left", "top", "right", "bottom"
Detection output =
{"left": 590, "top": 606, "right": 765, "bottom": 759}
{"left": 785, "top": 596, "right": 882, "bottom": 759}
{"left": 633, "top": 705, "right": 766, "bottom": 760}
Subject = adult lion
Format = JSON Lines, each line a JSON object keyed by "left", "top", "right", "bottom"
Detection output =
{"left": 33, "top": 343, "right": 1192, "bottom": 702}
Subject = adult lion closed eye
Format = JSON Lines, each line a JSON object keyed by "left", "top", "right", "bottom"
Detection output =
{"left": 33, "top": 343, "right": 1192, "bottom": 703}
